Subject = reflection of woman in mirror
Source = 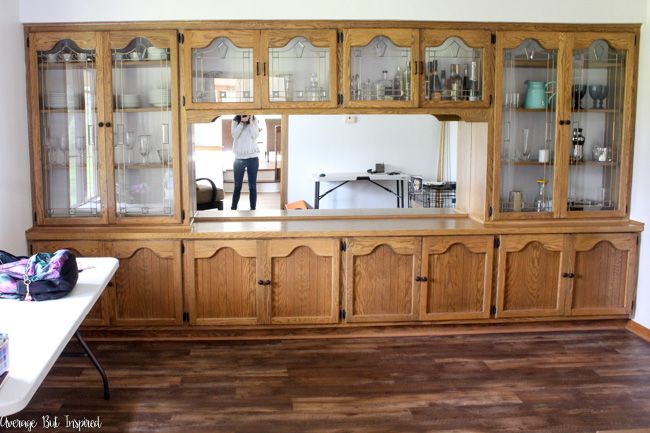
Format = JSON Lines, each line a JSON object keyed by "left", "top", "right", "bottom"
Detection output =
{"left": 230, "top": 114, "right": 260, "bottom": 210}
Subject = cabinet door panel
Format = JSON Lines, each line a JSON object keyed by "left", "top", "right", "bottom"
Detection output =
{"left": 30, "top": 240, "right": 110, "bottom": 326}
{"left": 569, "top": 234, "right": 637, "bottom": 316}
{"left": 345, "top": 237, "right": 420, "bottom": 322}
{"left": 186, "top": 240, "right": 258, "bottom": 325}
{"left": 267, "top": 239, "right": 339, "bottom": 324}
{"left": 108, "top": 240, "right": 182, "bottom": 325}
{"left": 496, "top": 235, "right": 568, "bottom": 317}
{"left": 421, "top": 236, "right": 493, "bottom": 320}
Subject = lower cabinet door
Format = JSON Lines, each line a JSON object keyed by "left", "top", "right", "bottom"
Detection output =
{"left": 496, "top": 235, "right": 569, "bottom": 318}
{"left": 568, "top": 234, "right": 638, "bottom": 316}
{"left": 107, "top": 240, "right": 183, "bottom": 326}
{"left": 264, "top": 239, "right": 340, "bottom": 325}
{"left": 344, "top": 237, "right": 420, "bottom": 323}
{"left": 420, "top": 236, "right": 493, "bottom": 320}
{"left": 31, "top": 240, "right": 111, "bottom": 326}
{"left": 185, "top": 240, "right": 259, "bottom": 325}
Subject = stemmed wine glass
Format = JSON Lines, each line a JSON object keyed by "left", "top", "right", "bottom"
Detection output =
{"left": 56, "top": 136, "right": 68, "bottom": 165}
{"left": 138, "top": 135, "right": 151, "bottom": 163}
{"left": 74, "top": 136, "right": 85, "bottom": 161}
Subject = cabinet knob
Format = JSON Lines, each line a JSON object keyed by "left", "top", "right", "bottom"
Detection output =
{"left": 98, "top": 122, "right": 104, "bottom": 127}
{"left": 264, "top": 279, "right": 271, "bottom": 286}
{"left": 257, "top": 279, "right": 264, "bottom": 285}
{"left": 415, "top": 276, "right": 422, "bottom": 282}
{"left": 421, "top": 276, "right": 428, "bottom": 282}
{"left": 563, "top": 272, "right": 576, "bottom": 278}
{"left": 105, "top": 122, "right": 112, "bottom": 127}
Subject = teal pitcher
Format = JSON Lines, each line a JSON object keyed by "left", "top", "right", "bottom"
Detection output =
{"left": 524, "top": 81, "right": 556, "bottom": 109}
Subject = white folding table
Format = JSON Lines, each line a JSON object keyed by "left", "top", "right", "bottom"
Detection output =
{"left": 313, "top": 172, "right": 410, "bottom": 209}
{"left": 0, "top": 257, "right": 118, "bottom": 416}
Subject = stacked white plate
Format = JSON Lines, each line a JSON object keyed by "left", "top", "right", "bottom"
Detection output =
{"left": 147, "top": 89, "right": 171, "bottom": 107}
{"left": 115, "top": 93, "right": 140, "bottom": 108}
{"left": 146, "top": 47, "right": 167, "bottom": 60}
{"left": 45, "top": 92, "right": 80, "bottom": 109}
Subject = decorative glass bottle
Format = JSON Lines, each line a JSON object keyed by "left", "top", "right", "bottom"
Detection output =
{"left": 446, "top": 64, "right": 463, "bottom": 101}
{"left": 535, "top": 178, "right": 549, "bottom": 212}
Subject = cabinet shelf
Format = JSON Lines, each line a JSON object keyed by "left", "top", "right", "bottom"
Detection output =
{"left": 40, "top": 108, "right": 94, "bottom": 113}
{"left": 509, "top": 161, "right": 553, "bottom": 166}
{"left": 506, "top": 107, "right": 555, "bottom": 113}
{"left": 113, "top": 107, "right": 171, "bottom": 112}
{"left": 571, "top": 108, "right": 617, "bottom": 113}
{"left": 114, "top": 163, "right": 171, "bottom": 169}
{"left": 112, "top": 59, "right": 170, "bottom": 68}
{"left": 38, "top": 61, "right": 96, "bottom": 70}
{"left": 570, "top": 160, "right": 617, "bottom": 167}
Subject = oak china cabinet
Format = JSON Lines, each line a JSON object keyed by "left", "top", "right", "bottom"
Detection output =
{"left": 28, "top": 30, "right": 181, "bottom": 225}
{"left": 493, "top": 31, "right": 636, "bottom": 220}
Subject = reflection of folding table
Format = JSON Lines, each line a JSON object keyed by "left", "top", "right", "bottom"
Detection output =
{"left": 313, "top": 172, "right": 409, "bottom": 209}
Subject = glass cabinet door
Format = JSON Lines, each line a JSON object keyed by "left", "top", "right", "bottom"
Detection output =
{"left": 495, "top": 33, "right": 561, "bottom": 219}
{"left": 420, "top": 30, "right": 491, "bottom": 107}
{"left": 30, "top": 33, "right": 106, "bottom": 224}
{"left": 343, "top": 29, "right": 419, "bottom": 107}
{"left": 108, "top": 31, "right": 180, "bottom": 222}
{"left": 261, "top": 30, "right": 337, "bottom": 108}
{"left": 565, "top": 34, "right": 635, "bottom": 217}
{"left": 185, "top": 30, "right": 260, "bottom": 109}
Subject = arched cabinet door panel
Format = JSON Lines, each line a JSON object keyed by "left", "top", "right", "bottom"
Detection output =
{"left": 184, "top": 240, "right": 259, "bottom": 326}
{"left": 420, "top": 236, "right": 494, "bottom": 321}
{"left": 495, "top": 234, "right": 569, "bottom": 318}
{"left": 344, "top": 237, "right": 421, "bottom": 323}
{"left": 567, "top": 234, "right": 638, "bottom": 316}
{"left": 265, "top": 239, "right": 340, "bottom": 325}
{"left": 105, "top": 240, "right": 182, "bottom": 326}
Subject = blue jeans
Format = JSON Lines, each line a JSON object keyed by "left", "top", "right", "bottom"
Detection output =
{"left": 231, "top": 157, "right": 259, "bottom": 210}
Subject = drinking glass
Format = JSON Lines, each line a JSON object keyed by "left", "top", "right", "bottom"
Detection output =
{"left": 75, "top": 136, "right": 85, "bottom": 160}
{"left": 138, "top": 135, "right": 151, "bottom": 163}
{"left": 125, "top": 131, "right": 136, "bottom": 163}
{"left": 521, "top": 128, "right": 532, "bottom": 161}
{"left": 114, "top": 124, "right": 124, "bottom": 146}
{"left": 161, "top": 123, "right": 170, "bottom": 145}
{"left": 56, "top": 136, "right": 68, "bottom": 165}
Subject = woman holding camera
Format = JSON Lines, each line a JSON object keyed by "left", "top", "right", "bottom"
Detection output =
{"left": 230, "top": 114, "right": 260, "bottom": 210}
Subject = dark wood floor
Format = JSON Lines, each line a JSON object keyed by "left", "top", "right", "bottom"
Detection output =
{"left": 11, "top": 330, "right": 650, "bottom": 433}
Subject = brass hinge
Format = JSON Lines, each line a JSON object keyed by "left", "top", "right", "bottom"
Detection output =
{"left": 340, "top": 240, "right": 347, "bottom": 252}
{"left": 180, "top": 242, "right": 185, "bottom": 254}
{"left": 490, "top": 305, "right": 496, "bottom": 315}
{"left": 337, "top": 31, "right": 344, "bottom": 43}
{"left": 494, "top": 237, "right": 500, "bottom": 249}
{"left": 339, "top": 308, "right": 346, "bottom": 320}
{"left": 631, "top": 299, "right": 636, "bottom": 313}
{"left": 177, "top": 33, "right": 184, "bottom": 44}
{"left": 491, "top": 33, "right": 496, "bottom": 44}
{"left": 488, "top": 206, "right": 493, "bottom": 218}
{"left": 33, "top": 211, "right": 37, "bottom": 223}
{"left": 181, "top": 209, "right": 186, "bottom": 220}
{"left": 182, "top": 95, "right": 186, "bottom": 107}
{"left": 182, "top": 312, "right": 189, "bottom": 322}
{"left": 489, "top": 94, "right": 493, "bottom": 106}
{"left": 26, "top": 37, "right": 29, "bottom": 48}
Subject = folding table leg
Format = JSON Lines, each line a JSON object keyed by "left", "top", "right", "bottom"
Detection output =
{"left": 75, "top": 331, "right": 110, "bottom": 400}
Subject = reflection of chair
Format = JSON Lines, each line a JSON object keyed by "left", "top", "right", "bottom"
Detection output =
{"left": 196, "top": 177, "right": 224, "bottom": 210}
{"left": 265, "top": 118, "right": 281, "bottom": 163}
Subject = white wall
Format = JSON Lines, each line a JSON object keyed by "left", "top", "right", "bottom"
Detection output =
{"left": 0, "top": 0, "right": 31, "bottom": 255}
{"left": 287, "top": 115, "right": 455, "bottom": 209}
{"left": 630, "top": 2, "right": 650, "bottom": 328}
{"left": 19, "top": 0, "right": 646, "bottom": 23}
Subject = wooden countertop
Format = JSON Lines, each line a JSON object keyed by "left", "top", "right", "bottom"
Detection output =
{"left": 25, "top": 216, "right": 644, "bottom": 240}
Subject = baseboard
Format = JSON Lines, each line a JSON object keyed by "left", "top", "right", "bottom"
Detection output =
{"left": 80, "top": 319, "right": 629, "bottom": 342}
{"left": 626, "top": 320, "right": 650, "bottom": 342}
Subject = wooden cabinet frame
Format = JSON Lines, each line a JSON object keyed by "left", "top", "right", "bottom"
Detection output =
{"left": 183, "top": 30, "right": 262, "bottom": 110}
{"left": 419, "top": 30, "right": 493, "bottom": 108}
{"left": 342, "top": 28, "right": 420, "bottom": 108}
{"left": 260, "top": 29, "right": 338, "bottom": 109}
